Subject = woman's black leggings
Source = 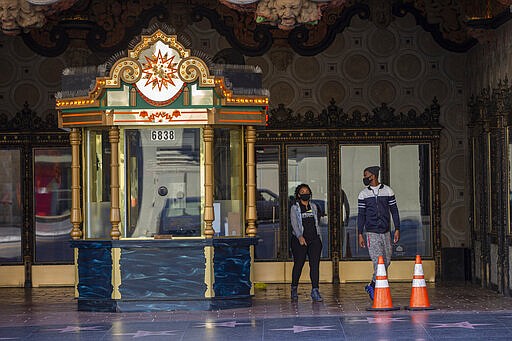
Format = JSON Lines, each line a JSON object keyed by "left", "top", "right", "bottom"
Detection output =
{"left": 291, "top": 236, "right": 322, "bottom": 288}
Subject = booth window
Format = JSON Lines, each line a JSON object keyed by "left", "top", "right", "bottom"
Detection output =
{"left": 124, "top": 128, "right": 202, "bottom": 238}
{"left": 0, "top": 150, "right": 22, "bottom": 263}
{"left": 214, "top": 128, "right": 243, "bottom": 237}
{"left": 86, "top": 130, "right": 112, "bottom": 239}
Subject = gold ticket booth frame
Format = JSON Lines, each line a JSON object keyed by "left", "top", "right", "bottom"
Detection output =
{"left": 56, "top": 27, "right": 268, "bottom": 312}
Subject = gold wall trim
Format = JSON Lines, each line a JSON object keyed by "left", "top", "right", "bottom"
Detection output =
{"left": 253, "top": 261, "right": 332, "bottom": 283}
{"left": 254, "top": 260, "right": 435, "bottom": 283}
{"left": 0, "top": 266, "right": 24, "bottom": 287}
{"left": 32, "top": 265, "right": 75, "bottom": 287}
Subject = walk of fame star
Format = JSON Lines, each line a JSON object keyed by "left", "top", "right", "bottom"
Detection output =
{"left": 429, "top": 321, "right": 492, "bottom": 329}
{"left": 271, "top": 325, "right": 337, "bottom": 333}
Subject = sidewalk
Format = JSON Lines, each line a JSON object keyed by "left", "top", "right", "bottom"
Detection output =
{"left": 0, "top": 282, "right": 511, "bottom": 339}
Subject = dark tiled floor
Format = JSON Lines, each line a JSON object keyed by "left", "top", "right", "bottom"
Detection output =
{"left": 1, "top": 282, "right": 512, "bottom": 340}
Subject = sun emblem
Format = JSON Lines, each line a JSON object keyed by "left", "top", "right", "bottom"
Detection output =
{"left": 141, "top": 50, "right": 179, "bottom": 91}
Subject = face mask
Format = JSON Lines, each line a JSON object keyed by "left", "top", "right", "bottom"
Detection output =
{"left": 363, "top": 177, "right": 371, "bottom": 186}
{"left": 299, "top": 193, "right": 311, "bottom": 201}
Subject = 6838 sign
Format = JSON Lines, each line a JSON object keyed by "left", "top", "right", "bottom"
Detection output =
{"left": 150, "top": 130, "right": 175, "bottom": 141}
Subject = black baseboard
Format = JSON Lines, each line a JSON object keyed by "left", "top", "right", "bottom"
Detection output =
{"left": 441, "top": 247, "right": 472, "bottom": 281}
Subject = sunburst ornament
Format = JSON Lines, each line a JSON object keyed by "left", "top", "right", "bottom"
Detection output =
{"left": 135, "top": 40, "right": 185, "bottom": 106}
{"left": 142, "top": 50, "right": 179, "bottom": 91}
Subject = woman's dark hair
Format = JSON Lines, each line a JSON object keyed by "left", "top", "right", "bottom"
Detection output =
{"left": 294, "top": 183, "right": 312, "bottom": 201}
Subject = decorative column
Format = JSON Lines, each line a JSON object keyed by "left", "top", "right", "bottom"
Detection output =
{"left": 109, "top": 126, "right": 121, "bottom": 240}
{"left": 70, "top": 128, "right": 82, "bottom": 240}
{"left": 204, "top": 125, "right": 214, "bottom": 238}
{"left": 245, "top": 126, "right": 257, "bottom": 237}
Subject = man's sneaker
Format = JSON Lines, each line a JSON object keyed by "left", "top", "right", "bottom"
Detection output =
{"left": 291, "top": 286, "right": 298, "bottom": 301}
{"left": 365, "top": 283, "right": 374, "bottom": 301}
{"left": 311, "top": 288, "right": 323, "bottom": 302}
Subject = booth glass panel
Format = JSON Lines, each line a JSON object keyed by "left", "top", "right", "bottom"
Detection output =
{"left": 34, "top": 148, "right": 73, "bottom": 263}
{"left": 389, "top": 144, "right": 432, "bottom": 258}
{"left": 0, "top": 149, "right": 22, "bottom": 263}
{"left": 255, "top": 146, "right": 279, "bottom": 260}
{"left": 214, "top": 128, "right": 243, "bottom": 237}
{"left": 340, "top": 145, "right": 380, "bottom": 259}
{"left": 287, "top": 145, "right": 329, "bottom": 258}
{"left": 86, "top": 130, "right": 112, "bottom": 239}
{"left": 125, "top": 128, "right": 202, "bottom": 238}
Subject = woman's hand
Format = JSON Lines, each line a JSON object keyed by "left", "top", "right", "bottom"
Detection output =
{"left": 298, "top": 236, "right": 307, "bottom": 246}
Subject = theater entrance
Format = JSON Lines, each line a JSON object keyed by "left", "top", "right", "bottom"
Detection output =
{"left": 252, "top": 101, "right": 441, "bottom": 284}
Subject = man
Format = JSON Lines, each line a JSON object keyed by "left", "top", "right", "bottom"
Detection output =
{"left": 357, "top": 166, "right": 400, "bottom": 300}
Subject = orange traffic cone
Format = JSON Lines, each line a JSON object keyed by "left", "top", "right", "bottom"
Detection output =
{"left": 405, "top": 255, "right": 435, "bottom": 310}
{"left": 367, "top": 256, "right": 400, "bottom": 311}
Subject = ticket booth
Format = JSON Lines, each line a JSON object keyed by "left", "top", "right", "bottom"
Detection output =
{"left": 56, "top": 27, "right": 268, "bottom": 311}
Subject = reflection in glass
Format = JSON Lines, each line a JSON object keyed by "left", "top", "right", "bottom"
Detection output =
{"left": 340, "top": 145, "right": 380, "bottom": 259}
{"left": 390, "top": 144, "right": 432, "bottom": 258}
{"left": 86, "top": 130, "right": 112, "bottom": 239}
{"left": 34, "top": 148, "right": 73, "bottom": 263}
{"left": 255, "top": 146, "right": 279, "bottom": 260}
{"left": 0, "top": 150, "right": 22, "bottom": 263}
{"left": 214, "top": 128, "right": 243, "bottom": 237}
{"left": 126, "top": 128, "right": 202, "bottom": 238}
{"left": 287, "top": 146, "right": 329, "bottom": 258}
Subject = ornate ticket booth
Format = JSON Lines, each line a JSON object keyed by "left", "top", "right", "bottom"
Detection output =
{"left": 56, "top": 26, "right": 268, "bottom": 311}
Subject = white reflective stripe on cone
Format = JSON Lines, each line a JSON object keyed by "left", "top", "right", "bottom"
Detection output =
{"left": 412, "top": 279, "right": 426, "bottom": 287}
{"left": 375, "top": 279, "right": 389, "bottom": 288}
{"left": 414, "top": 264, "right": 424, "bottom": 275}
{"left": 376, "top": 264, "right": 386, "bottom": 276}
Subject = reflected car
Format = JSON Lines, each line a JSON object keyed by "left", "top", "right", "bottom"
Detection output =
{"left": 159, "top": 197, "right": 202, "bottom": 236}
{"left": 256, "top": 188, "right": 326, "bottom": 221}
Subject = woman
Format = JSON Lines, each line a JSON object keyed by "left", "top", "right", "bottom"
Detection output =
{"left": 289, "top": 183, "right": 323, "bottom": 302}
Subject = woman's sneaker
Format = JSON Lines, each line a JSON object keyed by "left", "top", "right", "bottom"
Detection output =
{"left": 311, "top": 288, "right": 323, "bottom": 302}
{"left": 291, "top": 286, "right": 298, "bottom": 301}
{"left": 364, "top": 283, "right": 374, "bottom": 301}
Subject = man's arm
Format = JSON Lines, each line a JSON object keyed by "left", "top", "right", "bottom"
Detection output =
{"left": 388, "top": 193, "right": 400, "bottom": 243}
{"left": 357, "top": 194, "right": 366, "bottom": 247}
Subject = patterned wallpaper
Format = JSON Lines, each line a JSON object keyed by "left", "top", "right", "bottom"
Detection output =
{"left": 241, "top": 14, "right": 466, "bottom": 248}
{"left": 0, "top": 12, "right": 469, "bottom": 247}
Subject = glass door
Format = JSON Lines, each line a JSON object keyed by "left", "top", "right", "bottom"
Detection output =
{"left": 34, "top": 148, "right": 73, "bottom": 263}
{"left": 287, "top": 145, "right": 329, "bottom": 258}
{"left": 339, "top": 145, "right": 381, "bottom": 259}
{"left": 389, "top": 144, "right": 432, "bottom": 258}
{"left": 255, "top": 146, "right": 280, "bottom": 260}
{"left": 0, "top": 150, "right": 22, "bottom": 264}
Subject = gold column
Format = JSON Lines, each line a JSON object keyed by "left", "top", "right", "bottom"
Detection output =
{"left": 245, "top": 126, "right": 257, "bottom": 237}
{"left": 109, "top": 126, "right": 121, "bottom": 240}
{"left": 70, "top": 128, "right": 82, "bottom": 240}
{"left": 203, "top": 126, "right": 215, "bottom": 238}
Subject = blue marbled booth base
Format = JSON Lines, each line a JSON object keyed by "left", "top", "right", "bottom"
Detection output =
{"left": 71, "top": 238, "right": 257, "bottom": 312}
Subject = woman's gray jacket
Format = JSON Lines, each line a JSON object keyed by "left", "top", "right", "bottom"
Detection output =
{"left": 289, "top": 201, "right": 321, "bottom": 240}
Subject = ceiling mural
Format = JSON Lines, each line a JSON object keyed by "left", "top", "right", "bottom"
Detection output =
{"left": 4, "top": 0, "right": 510, "bottom": 57}
{"left": 219, "top": 0, "right": 348, "bottom": 30}
{"left": 0, "top": 0, "right": 76, "bottom": 35}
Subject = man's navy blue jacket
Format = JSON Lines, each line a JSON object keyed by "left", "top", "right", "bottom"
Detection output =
{"left": 357, "top": 183, "right": 400, "bottom": 235}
